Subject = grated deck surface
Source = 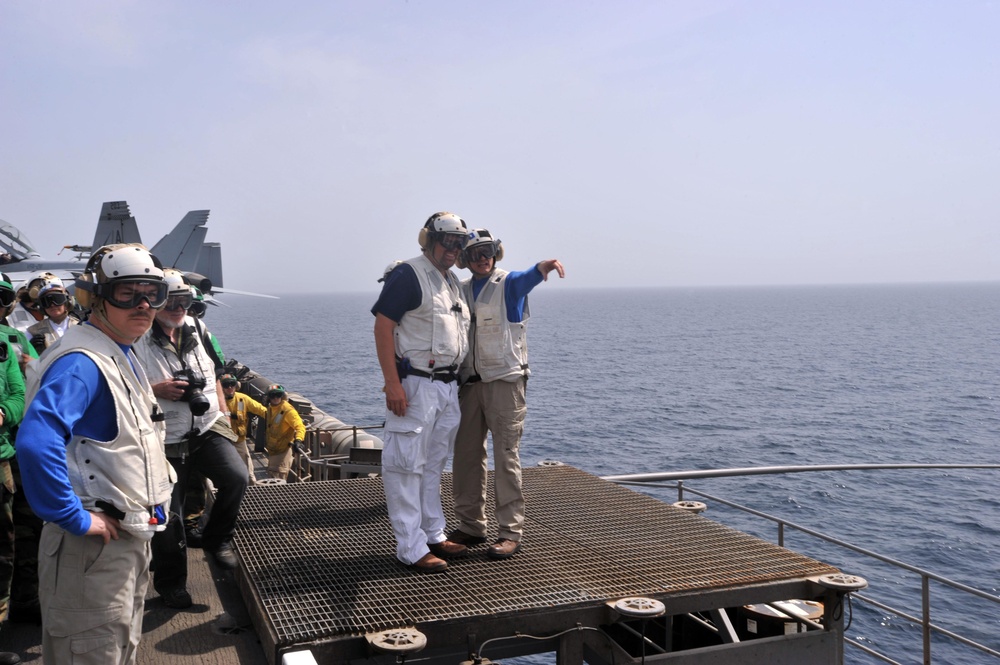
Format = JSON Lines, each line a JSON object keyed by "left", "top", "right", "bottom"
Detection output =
{"left": 234, "top": 465, "right": 837, "bottom": 652}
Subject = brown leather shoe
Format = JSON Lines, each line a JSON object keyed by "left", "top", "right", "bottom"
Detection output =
{"left": 428, "top": 540, "right": 468, "bottom": 558}
{"left": 410, "top": 552, "right": 448, "bottom": 573}
{"left": 447, "top": 528, "right": 487, "bottom": 546}
{"left": 487, "top": 538, "right": 522, "bottom": 560}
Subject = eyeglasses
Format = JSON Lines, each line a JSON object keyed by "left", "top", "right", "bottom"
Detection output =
{"left": 465, "top": 244, "right": 496, "bottom": 262}
{"left": 105, "top": 280, "right": 169, "bottom": 309}
{"left": 40, "top": 291, "right": 69, "bottom": 308}
{"left": 164, "top": 294, "right": 194, "bottom": 311}
{"left": 437, "top": 234, "right": 467, "bottom": 252}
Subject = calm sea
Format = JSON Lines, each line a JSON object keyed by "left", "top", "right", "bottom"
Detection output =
{"left": 208, "top": 283, "right": 1000, "bottom": 664}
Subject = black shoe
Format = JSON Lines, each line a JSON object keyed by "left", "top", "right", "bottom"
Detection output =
{"left": 160, "top": 587, "right": 193, "bottom": 609}
{"left": 209, "top": 542, "right": 238, "bottom": 569}
{"left": 185, "top": 525, "right": 204, "bottom": 549}
{"left": 0, "top": 653, "right": 21, "bottom": 665}
{"left": 447, "top": 528, "right": 487, "bottom": 546}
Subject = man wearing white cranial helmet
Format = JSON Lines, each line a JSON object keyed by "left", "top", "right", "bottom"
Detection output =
{"left": 133, "top": 268, "right": 248, "bottom": 610}
{"left": 16, "top": 243, "right": 175, "bottom": 665}
{"left": 372, "top": 212, "right": 471, "bottom": 573}
{"left": 26, "top": 279, "right": 79, "bottom": 355}
{"left": 449, "top": 228, "right": 564, "bottom": 560}
{"left": 7, "top": 271, "right": 61, "bottom": 335}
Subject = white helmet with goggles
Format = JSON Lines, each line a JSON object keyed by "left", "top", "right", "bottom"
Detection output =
{"left": 75, "top": 244, "right": 167, "bottom": 310}
{"left": 457, "top": 228, "right": 504, "bottom": 269}
{"left": 418, "top": 211, "right": 468, "bottom": 250}
{"left": 37, "top": 281, "right": 72, "bottom": 310}
{"left": 161, "top": 268, "right": 194, "bottom": 312}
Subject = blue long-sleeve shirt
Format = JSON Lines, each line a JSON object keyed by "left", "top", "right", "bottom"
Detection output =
{"left": 468, "top": 265, "right": 545, "bottom": 321}
{"left": 15, "top": 350, "right": 119, "bottom": 535}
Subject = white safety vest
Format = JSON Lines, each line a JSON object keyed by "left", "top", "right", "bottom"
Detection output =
{"left": 393, "top": 254, "right": 470, "bottom": 372}
{"left": 133, "top": 318, "right": 224, "bottom": 445}
{"left": 460, "top": 268, "right": 530, "bottom": 383}
{"left": 25, "top": 324, "right": 175, "bottom": 537}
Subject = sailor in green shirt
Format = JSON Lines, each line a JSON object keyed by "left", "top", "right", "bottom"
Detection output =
{"left": 0, "top": 274, "right": 38, "bottom": 373}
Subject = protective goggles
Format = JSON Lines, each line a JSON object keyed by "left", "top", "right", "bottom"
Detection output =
{"left": 464, "top": 244, "right": 497, "bottom": 262}
{"left": 266, "top": 390, "right": 285, "bottom": 400}
{"left": 40, "top": 291, "right": 69, "bottom": 308}
{"left": 105, "top": 280, "right": 169, "bottom": 309}
{"left": 0, "top": 289, "right": 14, "bottom": 309}
{"left": 436, "top": 233, "right": 468, "bottom": 251}
{"left": 164, "top": 293, "right": 194, "bottom": 311}
{"left": 221, "top": 378, "right": 239, "bottom": 388}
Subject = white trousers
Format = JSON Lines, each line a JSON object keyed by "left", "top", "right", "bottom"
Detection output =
{"left": 381, "top": 376, "right": 460, "bottom": 565}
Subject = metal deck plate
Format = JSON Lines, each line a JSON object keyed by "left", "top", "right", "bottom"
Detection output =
{"left": 234, "top": 465, "right": 838, "bottom": 660}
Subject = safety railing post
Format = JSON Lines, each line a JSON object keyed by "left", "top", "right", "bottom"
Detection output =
{"left": 922, "top": 574, "right": 931, "bottom": 665}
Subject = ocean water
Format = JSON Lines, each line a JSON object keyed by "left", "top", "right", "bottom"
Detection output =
{"left": 207, "top": 282, "right": 1000, "bottom": 664}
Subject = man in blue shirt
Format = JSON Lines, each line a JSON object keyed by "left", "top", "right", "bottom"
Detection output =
{"left": 15, "top": 244, "right": 174, "bottom": 665}
{"left": 448, "top": 228, "right": 564, "bottom": 559}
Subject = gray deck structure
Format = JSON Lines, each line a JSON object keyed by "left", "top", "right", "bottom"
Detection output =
{"left": 4, "top": 465, "right": 850, "bottom": 664}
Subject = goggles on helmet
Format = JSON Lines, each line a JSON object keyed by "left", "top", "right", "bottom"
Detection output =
{"left": 465, "top": 244, "right": 497, "bottom": 262}
{"left": 0, "top": 289, "right": 15, "bottom": 309}
{"left": 40, "top": 291, "right": 69, "bottom": 308}
{"left": 437, "top": 234, "right": 468, "bottom": 252}
{"left": 164, "top": 293, "right": 194, "bottom": 312}
{"left": 221, "top": 378, "right": 239, "bottom": 388}
{"left": 105, "top": 279, "right": 169, "bottom": 310}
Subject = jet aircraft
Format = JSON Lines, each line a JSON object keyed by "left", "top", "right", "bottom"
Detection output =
{"left": 0, "top": 200, "right": 270, "bottom": 300}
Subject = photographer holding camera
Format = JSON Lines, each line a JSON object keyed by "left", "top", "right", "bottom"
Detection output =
{"left": 134, "top": 269, "right": 248, "bottom": 610}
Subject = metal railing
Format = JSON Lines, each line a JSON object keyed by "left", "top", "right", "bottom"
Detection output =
{"left": 602, "top": 464, "right": 1000, "bottom": 665}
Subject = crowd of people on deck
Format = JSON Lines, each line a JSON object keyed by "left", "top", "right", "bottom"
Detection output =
{"left": 0, "top": 211, "right": 563, "bottom": 664}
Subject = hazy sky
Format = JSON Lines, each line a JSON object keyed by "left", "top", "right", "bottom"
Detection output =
{"left": 2, "top": 1, "right": 997, "bottom": 294}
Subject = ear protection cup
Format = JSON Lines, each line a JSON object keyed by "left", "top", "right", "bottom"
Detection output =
{"left": 27, "top": 272, "right": 61, "bottom": 301}
{"left": 74, "top": 271, "right": 96, "bottom": 309}
{"left": 74, "top": 246, "right": 110, "bottom": 310}
{"left": 418, "top": 226, "right": 430, "bottom": 250}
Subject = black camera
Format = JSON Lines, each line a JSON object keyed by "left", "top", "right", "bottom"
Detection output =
{"left": 172, "top": 369, "right": 211, "bottom": 416}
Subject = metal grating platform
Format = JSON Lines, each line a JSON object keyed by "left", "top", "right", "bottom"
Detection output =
{"left": 234, "top": 465, "right": 839, "bottom": 663}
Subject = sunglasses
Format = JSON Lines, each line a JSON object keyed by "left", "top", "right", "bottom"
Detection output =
{"left": 164, "top": 294, "right": 194, "bottom": 311}
{"left": 465, "top": 244, "right": 497, "bottom": 262}
{"left": 40, "top": 291, "right": 69, "bottom": 308}
{"left": 437, "top": 234, "right": 467, "bottom": 252}
{"left": 106, "top": 280, "right": 169, "bottom": 310}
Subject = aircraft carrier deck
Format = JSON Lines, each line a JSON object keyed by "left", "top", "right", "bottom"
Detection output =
{"left": 4, "top": 465, "right": 852, "bottom": 664}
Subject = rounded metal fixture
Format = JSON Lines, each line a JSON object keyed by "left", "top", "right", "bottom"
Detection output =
{"left": 367, "top": 627, "right": 427, "bottom": 653}
{"left": 614, "top": 596, "right": 666, "bottom": 617}
{"left": 672, "top": 500, "right": 707, "bottom": 513}
{"left": 817, "top": 573, "right": 868, "bottom": 591}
